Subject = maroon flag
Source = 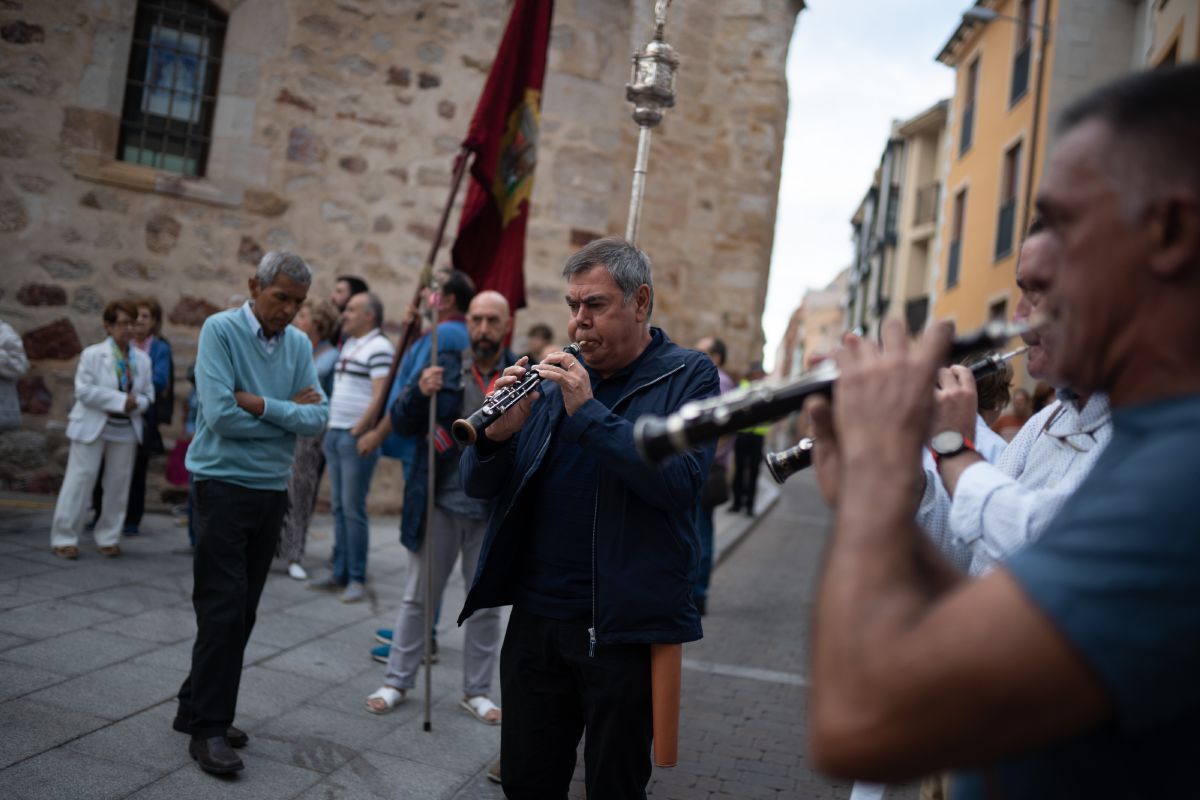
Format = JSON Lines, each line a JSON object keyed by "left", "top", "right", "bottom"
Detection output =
{"left": 451, "top": 0, "right": 554, "bottom": 311}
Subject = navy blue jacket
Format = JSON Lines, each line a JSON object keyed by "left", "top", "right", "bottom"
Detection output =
{"left": 391, "top": 346, "right": 516, "bottom": 552}
{"left": 457, "top": 328, "right": 719, "bottom": 646}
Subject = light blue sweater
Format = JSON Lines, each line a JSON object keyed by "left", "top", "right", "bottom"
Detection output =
{"left": 186, "top": 308, "right": 328, "bottom": 490}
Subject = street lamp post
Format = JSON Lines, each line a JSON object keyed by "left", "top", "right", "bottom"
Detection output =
{"left": 624, "top": 0, "right": 680, "bottom": 245}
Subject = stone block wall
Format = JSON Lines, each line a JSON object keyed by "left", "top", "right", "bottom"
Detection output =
{"left": 0, "top": 0, "right": 801, "bottom": 505}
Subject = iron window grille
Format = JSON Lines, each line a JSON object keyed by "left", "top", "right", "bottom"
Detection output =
{"left": 117, "top": 0, "right": 227, "bottom": 177}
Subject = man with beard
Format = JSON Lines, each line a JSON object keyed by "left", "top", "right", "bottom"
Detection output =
{"left": 363, "top": 290, "right": 513, "bottom": 724}
{"left": 805, "top": 65, "right": 1200, "bottom": 797}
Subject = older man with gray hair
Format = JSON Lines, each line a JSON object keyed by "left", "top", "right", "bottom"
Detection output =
{"left": 174, "top": 251, "right": 328, "bottom": 776}
{"left": 308, "top": 290, "right": 394, "bottom": 602}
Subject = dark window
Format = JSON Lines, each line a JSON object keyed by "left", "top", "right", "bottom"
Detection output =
{"left": 995, "top": 142, "right": 1022, "bottom": 260}
{"left": 989, "top": 298, "right": 1008, "bottom": 323}
{"left": 1010, "top": 0, "right": 1034, "bottom": 104}
{"left": 905, "top": 297, "right": 929, "bottom": 335}
{"left": 948, "top": 189, "right": 967, "bottom": 289}
{"left": 960, "top": 58, "right": 979, "bottom": 156}
{"left": 118, "top": 0, "right": 227, "bottom": 177}
{"left": 884, "top": 184, "right": 900, "bottom": 241}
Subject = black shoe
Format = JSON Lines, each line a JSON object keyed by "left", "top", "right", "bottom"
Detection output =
{"left": 729, "top": 504, "right": 742, "bottom": 512}
{"left": 189, "top": 735, "right": 244, "bottom": 775}
{"left": 174, "top": 716, "right": 249, "bottom": 749}
{"left": 744, "top": 507, "right": 754, "bottom": 517}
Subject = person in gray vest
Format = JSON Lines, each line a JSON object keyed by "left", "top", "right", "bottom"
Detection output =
{"left": 365, "top": 290, "right": 513, "bottom": 724}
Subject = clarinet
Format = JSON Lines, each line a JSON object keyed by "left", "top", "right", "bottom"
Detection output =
{"left": 451, "top": 344, "right": 582, "bottom": 446}
{"left": 761, "top": 346, "right": 1028, "bottom": 483}
{"left": 633, "top": 319, "right": 1034, "bottom": 465}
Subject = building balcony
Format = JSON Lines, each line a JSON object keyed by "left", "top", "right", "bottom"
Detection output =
{"left": 912, "top": 181, "right": 940, "bottom": 228}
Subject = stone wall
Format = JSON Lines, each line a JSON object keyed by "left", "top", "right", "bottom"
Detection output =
{"left": 0, "top": 0, "right": 802, "bottom": 505}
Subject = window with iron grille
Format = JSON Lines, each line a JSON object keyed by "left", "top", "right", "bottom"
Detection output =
{"left": 118, "top": 0, "right": 227, "bottom": 177}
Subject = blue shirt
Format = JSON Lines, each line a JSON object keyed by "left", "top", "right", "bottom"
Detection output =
{"left": 380, "top": 318, "right": 469, "bottom": 465}
{"left": 953, "top": 394, "right": 1200, "bottom": 799}
{"left": 186, "top": 308, "right": 328, "bottom": 490}
{"left": 515, "top": 330, "right": 665, "bottom": 620}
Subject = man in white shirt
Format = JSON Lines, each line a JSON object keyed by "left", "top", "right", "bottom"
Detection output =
{"left": 917, "top": 228, "right": 1112, "bottom": 577}
{"left": 310, "top": 292, "right": 394, "bottom": 602}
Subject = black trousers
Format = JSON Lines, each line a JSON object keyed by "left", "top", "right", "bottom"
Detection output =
{"left": 732, "top": 432, "right": 765, "bottom": 511}
{"left": 500, "top": 606, "right": 653, "bottom": 800}
{"left": 176, "top": 479, "right": 286, "bottom": 738}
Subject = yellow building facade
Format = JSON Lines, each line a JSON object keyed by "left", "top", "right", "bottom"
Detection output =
{"left": 932, "top": 0, "right": 1055, "bottom": 332}
{"left": 932, "top": 0, "right": 1200, "bottom": 337}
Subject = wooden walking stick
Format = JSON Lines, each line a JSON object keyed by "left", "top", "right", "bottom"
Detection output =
{"left": 625, "top": 0, "right": 683, "bottom": 769}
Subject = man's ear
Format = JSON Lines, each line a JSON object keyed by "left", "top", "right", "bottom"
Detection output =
{"left": 634, "top": 284, "right": 651, "bottom": 322}
{"left": 1148, "top": 192, "right": 1200, "bottom": 280}
{"left": 248, "top": 278, "right": 260, "bottom": 299}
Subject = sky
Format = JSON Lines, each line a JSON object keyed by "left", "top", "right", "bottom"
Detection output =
{"left": 761, "top": 0, "right": 968, "bottom": 371}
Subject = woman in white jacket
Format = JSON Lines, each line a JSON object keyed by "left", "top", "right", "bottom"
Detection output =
{"left": 50, "top": 300, "right": 153, "bottom": 558}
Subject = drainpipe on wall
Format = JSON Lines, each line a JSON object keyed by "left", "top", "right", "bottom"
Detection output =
{"left": 1022, "top": 0, "right": 1053, "bottom": 237}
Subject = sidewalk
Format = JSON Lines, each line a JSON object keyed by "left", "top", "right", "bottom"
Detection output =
{"left": 0, "top": 476, "right": 778, "bottom": 799}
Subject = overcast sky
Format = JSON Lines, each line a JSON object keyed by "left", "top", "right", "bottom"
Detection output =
{"left": 761, "top": 0, "right": 968, "bottom": 370}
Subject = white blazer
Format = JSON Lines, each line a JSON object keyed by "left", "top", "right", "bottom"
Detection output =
{"left": 66, "top": 338, "right": 154, "bottom": 444}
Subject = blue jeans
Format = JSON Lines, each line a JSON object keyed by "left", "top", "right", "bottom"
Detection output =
{"left": 324, "top": 428, "right": 380, "bottom": 585}
{"left": 694, "top": 501, "right": 714, "bottom": 603}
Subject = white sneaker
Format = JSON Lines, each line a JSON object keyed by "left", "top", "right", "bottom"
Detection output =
{"left": 287, "top": 562, "right": 308, "bottom": 581}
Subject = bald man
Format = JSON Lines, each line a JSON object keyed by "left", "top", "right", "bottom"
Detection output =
{"left": 365, "top": 291, "right": 515, "bottom": 724}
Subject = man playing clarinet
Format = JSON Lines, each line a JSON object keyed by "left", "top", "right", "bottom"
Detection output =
{"left": 458, "top": 237, "right": 719, "bottom": 799}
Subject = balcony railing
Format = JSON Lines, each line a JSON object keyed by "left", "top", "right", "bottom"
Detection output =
{"left": 913, "top": 182, "right": 940, "bottom": 227}
{"left": 1011, "top": 43, "right": 1031, "bottom": 105}
{"left": 947, "top": 239, "right": 962, "bottom": 289}
{"left": 995, "top": 199, "right": 1016, "bottom": 260}
{"left": 959, "top": 103, "right": 975, "bottom": 156}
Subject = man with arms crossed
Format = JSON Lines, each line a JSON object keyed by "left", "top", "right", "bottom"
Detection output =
{"left": 174, "top": 252, "right": 328, "bottom": 775}
{"left": 459, "top": 238, "right": 718, "bottom": 799}
{"left": 805, "top": 66, "right": 1200, "bottom": 797}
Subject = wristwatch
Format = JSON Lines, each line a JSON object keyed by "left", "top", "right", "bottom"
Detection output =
{"left": 930, "top": 431, "right": 976, "bottom": 466}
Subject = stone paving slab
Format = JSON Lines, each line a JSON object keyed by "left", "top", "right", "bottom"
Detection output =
{"left": 0, "top": 475, "right": 781, "bottom": 799}
{"left": 0, "top": 746, "right": 163, "bottom": 800}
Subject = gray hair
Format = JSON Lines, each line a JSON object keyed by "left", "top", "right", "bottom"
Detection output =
{"left": 256, "top": 251, "right": 313, "bottom": 288}
{"left": 561, "top": 237, "right": 654, "bottom": 316}
{"left": 363, "top": 292, "right": 385, "bottom": 328}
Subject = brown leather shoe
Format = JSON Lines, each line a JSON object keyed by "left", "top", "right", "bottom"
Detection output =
{"left": 189, "top": 735, "right": 244, "bottom": 775}
{"left": 52, "top": 546, "right": 79, "bottom": 559}
{"left": 97, "top": 545, "right": 121, "bottom": 558}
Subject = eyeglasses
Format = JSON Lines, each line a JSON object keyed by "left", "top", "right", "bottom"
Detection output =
{"left": 1040, "top": 405, "right": 1107, "bottom": 453}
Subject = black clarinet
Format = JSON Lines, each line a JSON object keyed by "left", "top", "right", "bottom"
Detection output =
{"left": 451, "top": 344, "right": 582, "bottom": 446}
{"left": 633, "top": 320, "right": 1033, "bottom": 465}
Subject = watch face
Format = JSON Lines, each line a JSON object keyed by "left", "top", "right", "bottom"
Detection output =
{"left": 931, "top": 430, "right": 965, "bottom": 455}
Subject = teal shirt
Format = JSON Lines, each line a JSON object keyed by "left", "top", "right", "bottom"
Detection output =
{"left": 186, "top": 307, "right": 329, "bottom": 490}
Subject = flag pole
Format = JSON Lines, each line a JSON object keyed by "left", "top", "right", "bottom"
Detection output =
{"left": 624, "top": 0, "right": 683, "bottom": 768}
{"left": 623, "top": 0, "right": 679, "bottom": 245}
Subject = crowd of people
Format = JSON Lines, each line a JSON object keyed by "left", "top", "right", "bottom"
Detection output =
{"left": 3, "top": 63, "right": 1196, "bottom": 798}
